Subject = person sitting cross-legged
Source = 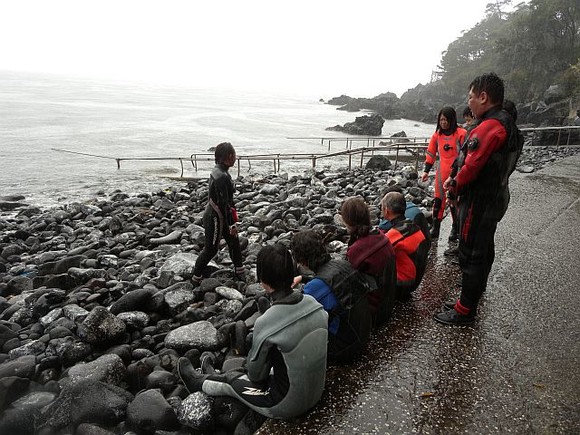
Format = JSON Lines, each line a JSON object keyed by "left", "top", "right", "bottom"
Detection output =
{"left": 177, "top": 243, "right": 328, "bottom": 420}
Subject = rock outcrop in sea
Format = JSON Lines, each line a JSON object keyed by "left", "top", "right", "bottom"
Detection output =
{"left": 326, "top": 113, "right": 385, "bottom": 136}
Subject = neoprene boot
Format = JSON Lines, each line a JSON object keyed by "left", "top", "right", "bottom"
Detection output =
{"left": 430, "top": 218, "right": 441, "bottom": 238}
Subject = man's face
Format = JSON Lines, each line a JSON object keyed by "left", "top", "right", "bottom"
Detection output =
{"left": 468, "top": 87, "right": 486, "bottom": 119}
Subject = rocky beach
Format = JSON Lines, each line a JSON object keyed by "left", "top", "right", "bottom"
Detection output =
{"left": 1, "top": 145, "right": 579, "bottom": 434}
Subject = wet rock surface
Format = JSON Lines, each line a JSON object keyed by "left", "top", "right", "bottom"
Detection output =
{"left": 1, "top": 149, "right": 578, "bottom": 434}
{"left": 0, "top": 161, "right": 434, "bottom": 434}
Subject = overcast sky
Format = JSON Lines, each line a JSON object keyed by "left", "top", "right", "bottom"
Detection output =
{"left": 0, "top": 0, "right": 496, "bottom": 98}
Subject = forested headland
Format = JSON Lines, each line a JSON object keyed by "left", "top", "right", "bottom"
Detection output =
{"left": 327, "top": 0, "right": 580, "bottom": 126}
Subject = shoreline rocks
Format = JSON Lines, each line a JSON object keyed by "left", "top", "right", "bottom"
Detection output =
{"left": 0, "top": 161, "right": 433, "bottom": 434}
{"left": 0, "top": 147, "right": 579, "bottom": 434}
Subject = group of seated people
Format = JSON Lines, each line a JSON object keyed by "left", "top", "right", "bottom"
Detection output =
{"left": 178, "top": 188, "right": 432, "bottom": 422}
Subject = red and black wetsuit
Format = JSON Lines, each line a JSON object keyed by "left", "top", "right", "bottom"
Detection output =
{"left": 448, "top": 107, "right": 523, "bottom": 314}
{"left": 384, "top": 217, "right": 429, "bottom": 298}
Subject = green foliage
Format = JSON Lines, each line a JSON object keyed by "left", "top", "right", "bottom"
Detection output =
{"left": 435, "top": 0, "right": 580, "bottom": 103}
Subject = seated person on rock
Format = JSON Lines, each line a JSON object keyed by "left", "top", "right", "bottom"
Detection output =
{"left": 177, "top": 243, "right": 328, "bottom": 421}
{"left": 291, "top": 230, "right": 373, "bottom": 363}
{"left": 339, "top": 196, "right": 397, "bottom": 327}
{"left": 378, "top": 186, "right": 431, "bottom": 249}
{"left": 380, "top": 192, "right": 429, "bottom": 299}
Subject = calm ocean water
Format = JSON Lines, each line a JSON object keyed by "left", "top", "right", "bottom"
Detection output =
{"left": 0, "top": 71, "right": 434, "bottom": 208}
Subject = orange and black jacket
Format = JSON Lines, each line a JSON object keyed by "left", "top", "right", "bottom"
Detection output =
{"left": 384, "top": 217, "right": 429, "bottom": 294}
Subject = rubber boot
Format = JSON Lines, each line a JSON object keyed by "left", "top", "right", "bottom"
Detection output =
{"left": 430, "top": 218, "right": 441, "bottom": 239}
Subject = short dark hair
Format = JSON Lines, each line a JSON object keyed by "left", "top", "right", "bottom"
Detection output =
{"left": 215, "top": 142, "right": 235, "bottom": 164}
{"left": 436, "top": 106, "right": 459, "bottom": 133}
{"left": 381, "top": 191, "right": 406, "bottom": 216}
{"left": 256, "top": 244, "right": 295, "bottom": 290}
{"left": 340, "top": 197, "right": 371, "bottom": 239}
{"left": 462, "top": 106, "right": 473, "bottom": 118}
{"left": 290, "top": 230, "right": 330, "bottom": 272}
{"left": 469, "top": 72, "right": 504, "bottom": 106}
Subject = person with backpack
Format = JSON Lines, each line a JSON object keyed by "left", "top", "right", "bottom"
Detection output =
{"left": 177, "top": 244, "right": 328, "bottom": 420}
{"left": 436, "top": 72, "right": 524, "bottom": 326}
{"left": 339, "top": 196, "right": 397, "bottom": 327}
{"left": 192, "top": 142, "right": 245, "bottom": 284}
{"left": 291, "top": 229, "right": 373, "bottom": 363}
{"left": 380, "top": 191, "right": 430, "bottom": 299}
{"left": 378, "top": 185, "right": 431, "bottom": 248}
{"left": 420, "top": 106, "right": 467, "bottom": 241}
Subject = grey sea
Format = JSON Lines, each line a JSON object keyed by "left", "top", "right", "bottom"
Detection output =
{"left": 0, "top": 71, "right": 434, "bottom": 208}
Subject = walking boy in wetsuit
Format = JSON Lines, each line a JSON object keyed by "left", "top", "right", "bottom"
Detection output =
{"left": 192, "top": 142, "right": 244, "bottom": 283}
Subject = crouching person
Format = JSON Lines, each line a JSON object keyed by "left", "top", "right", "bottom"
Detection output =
{"left": 177, "top": 244, "right": 328, "bottom": 420}
{"left": 381, "top": 192, "right": 430, "bottom": 299}
{"left": 291, "top": 230, "right": 373, "bottom": 364}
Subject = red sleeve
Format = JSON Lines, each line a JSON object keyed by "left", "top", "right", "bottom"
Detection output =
{"left": 455, "top": 119, "right": 506, "bottom": 192}
{"left": 424, "top": 132, "right": 438, "bottom": 167}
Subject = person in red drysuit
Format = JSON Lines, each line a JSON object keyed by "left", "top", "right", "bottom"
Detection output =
{"left": 421, "top": 107, "right": 467, "bottom": 241}
{"left": 434, "top": 72, "right": 523, "bottom": 326}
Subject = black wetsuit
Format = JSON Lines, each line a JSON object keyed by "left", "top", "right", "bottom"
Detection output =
{"left": 193, "top": 163, "right": 243, "bottom": 277}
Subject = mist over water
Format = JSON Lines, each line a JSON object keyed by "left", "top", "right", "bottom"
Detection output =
{"left": 0, "top": 71, "right": 434, "bottom": 208}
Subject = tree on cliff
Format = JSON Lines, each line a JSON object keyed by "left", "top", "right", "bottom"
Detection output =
{"left": 437, "top": 0, "right": 580, "bottom": 103}
{"left": 330, "top": 0, "right": 580, "bottom": 125}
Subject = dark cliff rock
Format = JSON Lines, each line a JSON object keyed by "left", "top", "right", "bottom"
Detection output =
{"left": 326, "top": 113, "right": 385, "bottom": 136}
{"left": 326, "top": 81, "right": 580, "bottom": 128}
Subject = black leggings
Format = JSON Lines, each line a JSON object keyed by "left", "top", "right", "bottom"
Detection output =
{"left": 457, "top": 198, "right": 498, "bottom": 311}
{"left": 193, "top": 211, "right": 243, "bottom": 277}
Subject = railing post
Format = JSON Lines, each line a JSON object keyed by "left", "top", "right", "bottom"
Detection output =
{"left": 415, "top": 148, "right": 419, "bottom": 171}
{"left": 116, "top": 159, "right": 121, "bottom": 169}
{"left": 179, "top": 158, "right": 184, "bottom": 177}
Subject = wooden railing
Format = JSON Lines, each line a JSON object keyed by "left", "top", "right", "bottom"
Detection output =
{"left": 51, "top": 125, "right": 580, "bottom": 178}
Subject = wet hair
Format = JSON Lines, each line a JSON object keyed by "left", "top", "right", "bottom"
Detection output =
{"left": 469, "top": 72, "right": 504, "bottom": 106}
{"left": 340, "top": 197, "right": 371, "bottom": 240}
{"left": 462, "top": 106, "right": 473, "bottom": 119}
{"left": 381, "top": 191, "right": 406, "bottom": 217}
{"left": 503, "top": 100, "right": 518, "bottom": 123}
{"left": 256, "top": 244, "right": 295, "bottom": 290}
{"left": 290, "top": 230, "right": 331, "bottom": 273}
{"left": 215, "top": 142, "right": 236, "bottom": 164}
{"left": 436, "top": 106, "right": 459, "bottom": 133}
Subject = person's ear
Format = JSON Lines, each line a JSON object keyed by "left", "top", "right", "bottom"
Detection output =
{"left": 479, "top": 91, "right": 488, "bottom": 105}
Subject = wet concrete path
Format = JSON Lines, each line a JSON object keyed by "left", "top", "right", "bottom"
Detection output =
{"left": 258, "top": 155, "right": 580, "bottom": 434}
